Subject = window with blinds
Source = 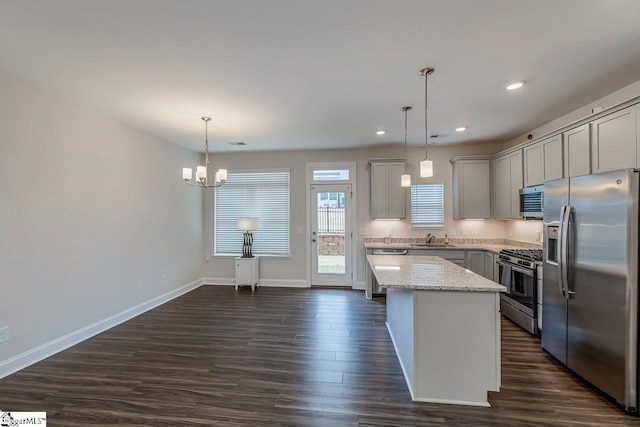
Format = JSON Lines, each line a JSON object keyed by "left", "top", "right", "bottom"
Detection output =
{"left": 410, "top": 183, "right": 445, "bottom": 228}
{"left": 214, "top": 170, "right": 290, "bottom": 256}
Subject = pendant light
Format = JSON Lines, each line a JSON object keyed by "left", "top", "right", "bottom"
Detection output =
{"left": 182, "top": 117, "right": 227, "bottom": 188}
{"left": 419, "top": 67, "right": 434, "bottom": 178}
{"left": 400, "top": 106, "right": 412, "bottom": 187}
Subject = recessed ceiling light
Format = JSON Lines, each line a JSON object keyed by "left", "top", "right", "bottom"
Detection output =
{"left": 506, "top": 81, "right": 526, "bottom": 90}
{"left": 456, "top": 126, "right": 467, "bottom": 132}
{"left": 376, "top": 130, "right": 386, "bottom": 135}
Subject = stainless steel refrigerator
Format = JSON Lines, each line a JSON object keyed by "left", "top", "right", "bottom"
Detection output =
{"left": 543, "top": 168, "right": 639, "bottom": 413}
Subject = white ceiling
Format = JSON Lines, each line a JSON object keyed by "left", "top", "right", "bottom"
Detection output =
{"left": 2, "top": 0, "right": 640, "bottom": 153}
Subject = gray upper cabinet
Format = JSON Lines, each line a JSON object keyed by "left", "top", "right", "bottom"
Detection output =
{"left": 591, "top": 105, "right": 638, "bottom": 174}
{"left": 523, "top": 143, "right": 543, "bottom": 187}
{"left": 451, "top": 156, "right": 491, "bottom": 219}
{"left": 542, "top": 134, "right": 564, "bottom": 181}
{"left": 370, "top": 160, "right": 406, "bottom": 219}
{"left": 524, "top": 134, "right": 564, "bottom": 186}
{"left": 494, "top": 150, "right": 523, "bottom": 219}
{"left": 563, "top": 124, "right": 590, "bottom": 177}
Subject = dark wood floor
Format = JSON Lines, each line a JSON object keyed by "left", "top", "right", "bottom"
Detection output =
{"left": 2, "top": 286, "right": 640, "bottom": 426}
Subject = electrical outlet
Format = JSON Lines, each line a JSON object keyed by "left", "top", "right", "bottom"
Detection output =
{"left": 447, "top": 228, "right": 457, "bottom": 237}
{"left": 508, "top": 229, "right": 512, "bottom": 237}
{"left": 460, "top": 228, "right": 466, "bottom": 237}
{"left": 536, "top": 231, "right": 542, "bottom": 242}
{"left": 358, "top": 228, "right": 368, "bottom": 236}
{"left": 386, "top": 228, "right": 393, "bottom": 237}
{"left": 0, "top": 327, "right": 10, "bottom": 344}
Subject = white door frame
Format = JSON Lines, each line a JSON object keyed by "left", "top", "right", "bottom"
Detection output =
{"left": 310, "top": 184, "right": 352, "bottom": 286}
{"left": 306, "top": 162, "right": 357, "bottom": 288}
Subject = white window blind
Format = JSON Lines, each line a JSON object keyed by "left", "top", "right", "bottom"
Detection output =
{"left": 214, "top": 170, "right": 290, "bottom": 256}
{"left": 411, "top": 183, "right": 445, "bottom": 228}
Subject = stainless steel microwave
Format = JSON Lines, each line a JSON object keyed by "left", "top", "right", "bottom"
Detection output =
{"left": 519, "top": 185, "right": 543, "bottom": 219}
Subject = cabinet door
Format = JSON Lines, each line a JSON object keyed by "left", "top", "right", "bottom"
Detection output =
{"left": 236, "top": 260, "right": 252, "bottom": 285}
{"left": 509, "top": 150, "right": 523, "bottom": 218}
{"left": 370, "top": 162, "right": 389, "bottom": 218}
{"left": 591, "top": 106, "right": 637, "bottom": 173}
{"left": 542, "top": 134, "right": 563, "bottom": 181}
{"left": 455, "top": 159, "right": 491, "bottom": 219}
{"left": 494, "top": 155, "right": 511, "bottom": 219}
{"left": 523, "top": 143, "right": 543, "bottom": 187}
{"left": 388, "top": 162, "right": 406, "bottom": 219}
{"left": 563, "top": 124, "right": 590, "bottom": 177}
{"left": 466, "top": 251, "right": 485, "bottom": 276}
{"left": 484, "top": 252, "right": 495, "bottom": 281}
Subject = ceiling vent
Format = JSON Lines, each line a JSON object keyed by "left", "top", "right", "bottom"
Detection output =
{"left": 227, "top": 141, "right": 246, "bottom": 146}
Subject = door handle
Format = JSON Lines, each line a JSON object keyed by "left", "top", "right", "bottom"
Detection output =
{"left": 312, "top": 239, "right": 317, "bottom": 242}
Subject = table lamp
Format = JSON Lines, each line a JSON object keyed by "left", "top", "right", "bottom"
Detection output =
{"left": 236, "top": 217, "right": 259, "bottom": 258}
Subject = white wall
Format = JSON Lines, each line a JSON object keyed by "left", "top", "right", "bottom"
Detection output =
{"left": 0, "top": 74, "right": 203, "bottom": 370}
{"left": 202, "top": 141, "right": 507, "bottom": 285}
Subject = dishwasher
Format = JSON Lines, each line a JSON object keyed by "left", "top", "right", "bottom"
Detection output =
{"left": 371, "top": 249, "right": 408, "bottom": 296}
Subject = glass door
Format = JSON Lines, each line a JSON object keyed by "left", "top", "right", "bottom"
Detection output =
{"left": 311, "top": 184, "right": 352, "bottom": 286}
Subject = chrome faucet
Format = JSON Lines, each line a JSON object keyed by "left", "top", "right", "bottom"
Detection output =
{"left": 426, "top": 233, "right": 435, "bottom": 244}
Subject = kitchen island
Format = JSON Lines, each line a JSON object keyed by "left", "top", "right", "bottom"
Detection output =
{"left": 367, "top": 254, "right": 506, "bottom": 407}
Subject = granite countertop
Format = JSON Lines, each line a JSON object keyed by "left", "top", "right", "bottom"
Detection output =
{"left": 363, "top": 239, "right": 541, "bottom": 255}
{"left": 367, "top": 255, "right": 507, "bottom": 292}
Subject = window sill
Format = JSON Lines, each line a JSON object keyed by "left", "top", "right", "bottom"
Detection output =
{"left": 212, "top": 254, "right": 291, "bottom": 259}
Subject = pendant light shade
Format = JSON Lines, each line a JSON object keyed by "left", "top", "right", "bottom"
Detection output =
{"left": 400, "top": 105, "right": 412, "bottom": 187}
{"left": 420, "top": 159, "right": 434, "bottom": 178}
{"left": 401, "top": 173, "right": 411, "bottom": 187}
{"left": 419, "top": 67, "right": 434, "bottom": 178}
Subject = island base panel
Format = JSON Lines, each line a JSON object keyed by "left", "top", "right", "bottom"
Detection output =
{"left": 386, "top": 288, "right": 501, "bottom": 407}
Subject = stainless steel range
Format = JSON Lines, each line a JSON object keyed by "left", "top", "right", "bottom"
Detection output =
{"left": 497, "top": 248, "right": 542, "bottom": 334}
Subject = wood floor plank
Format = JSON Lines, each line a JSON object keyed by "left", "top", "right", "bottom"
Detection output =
{"left": 2, "top": 286, "right": 640, "bottom": 426}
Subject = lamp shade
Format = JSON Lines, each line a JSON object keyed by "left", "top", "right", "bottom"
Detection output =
{"left": 217, "top": 168, "right": 228, "bottom": 182}
{"left": 420, "top": 159, "right": 433, "bottom": 177}
{"left": 236, "top": 217, "right": 259, "bottom": 231}
{"left": 183, "top": 168, "right": 192, "bottom": 181}
{"left": 196, "top": 166, "right": 207, "bottom": 181}
{"left": 401, "top": 173, "right": 411, "bottom": 187}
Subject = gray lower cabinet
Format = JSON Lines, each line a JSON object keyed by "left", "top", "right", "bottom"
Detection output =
{"left": 467, "top": 250, "right": 497, "bottom": 282}
{"left": 466, "top": 250, "right": 485, "bottom": 276}
{"left": 408, "top": 249, "right": 465, "bottom": 267}
{"left": 484, "top": 251, "right": 495, "bottom": 282}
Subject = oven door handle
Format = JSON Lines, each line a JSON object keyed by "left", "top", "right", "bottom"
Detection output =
{"left": 496, "top": 260, "right": 535, "bottom": 277}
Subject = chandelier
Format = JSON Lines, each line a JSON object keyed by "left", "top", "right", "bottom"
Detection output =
{"left": 182, "top": 117, "right": 227, "bottom": 188}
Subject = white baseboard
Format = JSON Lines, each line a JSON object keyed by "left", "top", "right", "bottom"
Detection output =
{"left": 201, "top": 277, "right": 235, "bottom": 286}
{"left": 202, "top": 277, "right": 308, "bottom": 288}
{"left": 259, "top": 278, "right": 308, "bottom": 288}
{"left": 354, "top": 281, "right": 365, "bottom": 290}
{"left": 0, "top": 278, "right": 203, "bottom": 380}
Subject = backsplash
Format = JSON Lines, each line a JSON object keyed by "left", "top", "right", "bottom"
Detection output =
{"left": 363, "top": 237, "right": 542, "bottom": 248}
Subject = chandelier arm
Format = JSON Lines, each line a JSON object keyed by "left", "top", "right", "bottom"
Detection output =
{"left": 182, "top": 179, "right": 226, "bottom": 188}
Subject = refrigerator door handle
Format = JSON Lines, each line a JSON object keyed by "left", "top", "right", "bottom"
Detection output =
{"left": 565, "top": 207, "right": 575, "bottom": 297}
{"left": 557, "top": 206, "right": 565, "bottom": 297}
{"left": 559, "top": 205, "right": 571, "bottom": 300}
